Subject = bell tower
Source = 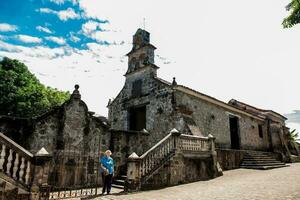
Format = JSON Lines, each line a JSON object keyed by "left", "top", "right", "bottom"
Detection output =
{"left": 125, "top": 29, "right": 159, "bottom": 77}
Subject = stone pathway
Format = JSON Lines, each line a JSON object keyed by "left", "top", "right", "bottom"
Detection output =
{"left": 92, "top": 163, "right": 300, "bottom": 200}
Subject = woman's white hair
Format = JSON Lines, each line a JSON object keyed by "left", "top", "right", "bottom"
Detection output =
{"left": 105, "top": 150, "right": 112, "bottom": 155}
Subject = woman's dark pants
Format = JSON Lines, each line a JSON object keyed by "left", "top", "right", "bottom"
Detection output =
{"left": 102, "top": 173, "right": 113, "bottom": 194}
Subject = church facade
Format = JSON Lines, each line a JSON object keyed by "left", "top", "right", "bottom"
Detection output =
{"left": 108, "top": 29, "right": 291, "bottom": 167}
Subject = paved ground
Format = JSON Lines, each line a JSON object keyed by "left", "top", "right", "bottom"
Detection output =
{"left": 92, "top": 163, "right": 300, "bottom": 200}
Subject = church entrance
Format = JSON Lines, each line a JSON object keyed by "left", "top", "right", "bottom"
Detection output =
{"left": 229, "top": 116, "right": 240, "bottom": 149}
{"left": 129, "top": 106, "right": 146, "bottom": 131}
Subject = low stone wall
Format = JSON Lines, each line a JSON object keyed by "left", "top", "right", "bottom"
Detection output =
{"left": 217, "top": 149, "right": 247, "bottom": 170}
{"left": 141, "top": 153, "right": 217, "bottom": 190}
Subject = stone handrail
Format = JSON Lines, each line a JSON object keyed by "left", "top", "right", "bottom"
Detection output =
{"left": 179, "top": 134, "right": 211, "bottom": 152}
{"left": 126, "top": 130, "right": 216, "bottom": 191}
{"left": 0, "top": 132, "right": 33, "bottom": 188}
{"left": 140, "top": 132, "right": 175, "bottom": 177}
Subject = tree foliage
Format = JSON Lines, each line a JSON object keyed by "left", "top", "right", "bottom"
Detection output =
{"left": 287, "top": 129, "right": 299, "bottom": 142}
{"left": 0, "top": 57, "right": 70, "bottom": 118}
{"left": 283, "top": 0, "right": 300, "bottom": 28}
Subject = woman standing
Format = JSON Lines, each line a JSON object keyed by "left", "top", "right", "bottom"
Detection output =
{"left": 100, "top": 150, "right": 114, "bottom": 195}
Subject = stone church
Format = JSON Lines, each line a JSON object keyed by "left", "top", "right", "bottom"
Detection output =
{"left": 108, "top": 28, "right": 291, "bottom": 170}
{"left": 0, "top": 28, "right": 295, "bottom": 198}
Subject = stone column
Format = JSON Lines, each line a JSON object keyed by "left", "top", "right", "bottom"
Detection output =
{"left": 208, "top": 134, "right": 222, "bottom": 177}
{"left": 169, "top": 128, "right": 184, "bottom": 186}
{"left": 30, "top": 148, "right": 52, "bottom": 200}
{"left": 125, "top": 152, "right": 141, "bottom": 192}
{"left": 170, "top": 128, "right": 181, "bottom": 152}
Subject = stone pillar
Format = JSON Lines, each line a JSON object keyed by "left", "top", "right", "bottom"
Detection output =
{"left": 125, "top": 152, "right": 141, "bottom": 192}
{"left": 170, "top": 128, "right": 181, "bottom": 152}
{"left": 208, "top": 134, "right": 222, "bottom": 177}
{"left": 169, "top": 128, "right": 184, "bottom": 185}
{"left": 30, "top": 148, "right": 52, "bottom": 200}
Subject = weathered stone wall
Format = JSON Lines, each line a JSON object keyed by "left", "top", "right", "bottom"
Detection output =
{"left": 142, "top": 153, "right": 216, "bottom": 190}
{"left": 30, "top": 96, "right": 111, "bottom": 188}
{"left": 174, "top": 91, "right": 270, "bottom": 151}
{"left": 111, "top": 131, "right": 149, "bottom": 174}
{"left": 109, "top": 74, "right": 179, "bottom": 156}
{"left": 0, "top": 87, "right": 111, "bottom": 188}
{"left": 217, "top": 149, "right": 246, "bottom": 170}
{"left": 29, "top": 113, "right": 61, "bottom": 154}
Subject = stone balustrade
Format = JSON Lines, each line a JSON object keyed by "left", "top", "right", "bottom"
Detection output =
{"left": 0, "top": 132, "right": 53, "bottom": 200}
{"left": 0, "top": 132, "right": 33, "bottom": 188}
{"left": 179, "top": 134, "right": 211, "bottom": 152}
{"left": 126, "top": 129, "right": 217, "bottom": 191}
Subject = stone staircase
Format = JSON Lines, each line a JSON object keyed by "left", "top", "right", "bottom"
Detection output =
{"left": 0, "top": 180, "right": 30, "bottom": 200}
{"left": 112, "top": 175, "right": 126, "bottom": 190}
{"left": 125, "top": 130, "right": 219, "bottom": 191}
{"left": 240, "top": 151, "right": 287, "bottom": 170}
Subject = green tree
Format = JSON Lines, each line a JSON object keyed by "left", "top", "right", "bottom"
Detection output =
{"left": 283, "top": 0, "right": 300, "bottom": 28}
{"left": 287, "top": 129, "right": 299, "bottom": 142}
{"left": 0, "top": 57, "right": 70, "bottom": 117}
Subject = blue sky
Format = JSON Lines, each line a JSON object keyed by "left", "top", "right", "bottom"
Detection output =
{"left": 0, "top": 0, "right": 299, "bottom": 133}
{"left": 0, "top": 0, "right": 110, "bottom": 49}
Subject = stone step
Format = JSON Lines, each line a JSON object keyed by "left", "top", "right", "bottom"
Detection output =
{"left": 242, "top": 158, "right": 280, "bottom": 161}
{"left": 245, "top": 157, "right": 278, "bottom": 160}
{"left": 241, "top": 162, "right": 285, "bottom": 166}
{"left": 118, "top": 175, "right": 127, "bottom": 180}
{"left": 241, "top": 151, "right": 286, "bottom": 170}
{"left": 113, "top": 179, "right": 125, "bottom": 186}
{"left": 111, "top": 184, "right": 124, "bottom": 189}
{"left": 244, "top": 157, "right": 278, "bottom": 160}
{"left": 244, "top": 154, "right": 275, "bottom": 158}
{"left": 242, "top": 161, "right": 282, "bottom": 165}
{"left": 241, "top": 164, "right": 288, "bottom": 170}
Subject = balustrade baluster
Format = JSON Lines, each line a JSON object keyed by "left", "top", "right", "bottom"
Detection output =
{"left": 6, "top": 149, "right": 13, "bottom": 175}
{"left": 146, "top": 157, "right": 149, "bottom": 174}
{"left": 153, "top": 152, "right": 156, "bottom": 167}
{"left": 12, "top": 152, "right": 19, "bottom": 179}
{"left": 148, "top": 157, "right": 151, "bottom": 173}
{"left": 143, "top": 160, "right": 146, "bottom": 176}
{"left": 25, "top": 161, "right": 31, "bottom": 185}
{"left": 151, "top": 153, "right": 154, "bottom": 169}
{"left": 19, "top": 157, "right": 25, "bottom": 182}
{"left": 144, "top": 158, "right": 147, "bottom": 174}
{"left": 0, "top": 144, "right": 6, "bottom": 170}
{"left": 149, "top": 154, "right": 152, "bottom": 170}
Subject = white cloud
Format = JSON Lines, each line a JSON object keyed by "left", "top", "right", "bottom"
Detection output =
{"left": 57, "top": 8, "right": 80, "bottom": 21}
{"left": 49, "top": 0, "right": 65, "bottom": 5}
{"left": 81, "top": 20, "right": 123, "bottom": 44}
{"left": 45, "top": 36, "right": 66, "bottom": 45}
{"left": 38, "top": 8, "right": 54, "bottom": 14}
{"left": 70, "top": 33, "right": 80, "bottom": 42}
{"left": 36, "top": 26, "right": 53, "bottom": 34}
{"left": 49, "top": 0, "right": 78, "bottom": 5}
{"left": 37, "top": 7, "right": 80, "bottom": 21}
{"left": 0, "top": 40, "right": 72, "bottom": 59}
{"left": 0, "top": 23, "right": 18, "bottom": 32}
{"left": 17, "top": 35, "right": 42, "bottom": 43}
{"left": 82, "top": 20, "right": 101, "bottom": 35}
